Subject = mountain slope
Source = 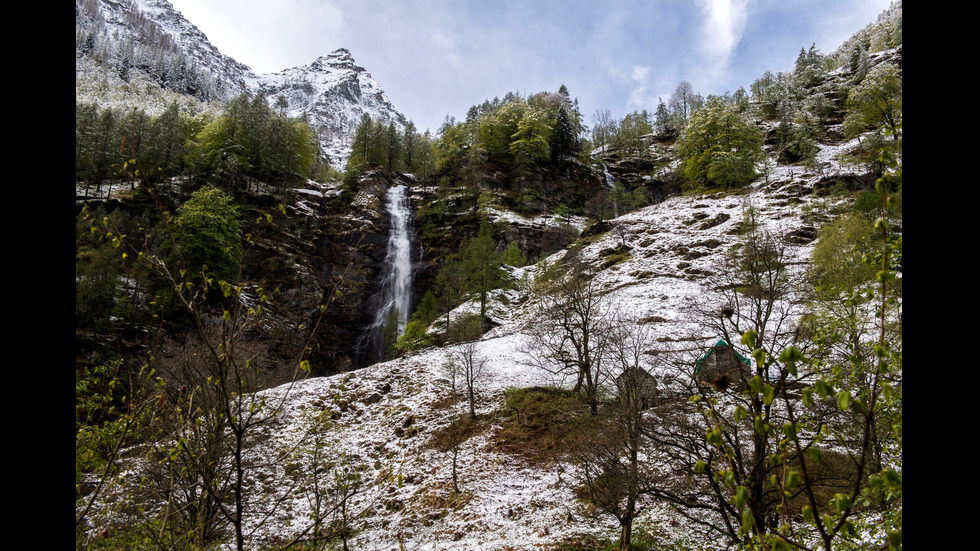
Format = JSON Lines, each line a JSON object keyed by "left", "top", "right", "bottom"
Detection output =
{"left": 79, "top": 124, "right": 898, "bottom": 548}
{"left": 76, "top": 0, "right": 406, "bottom": 167}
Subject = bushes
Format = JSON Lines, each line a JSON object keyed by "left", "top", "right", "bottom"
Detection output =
{"left": 677, "top": 98, "right": 763, "bottom": 190}
{"left": 172, "top": 186, "right": 243, "bottom": 283}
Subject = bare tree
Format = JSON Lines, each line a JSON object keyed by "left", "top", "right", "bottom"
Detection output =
{"left": 291, "top": 411, "right": 365, "bottom": 551}
{"left": 448, "top": 313, "right": 490, "bottom": 421}
{"left": 78, "top": 191, "right": 347, "bottom": 551}
{"left": 529, "top": 255, "right": 611, "bottom": 415}
{"left": 573, "top": 318, "right": 659, "bottom": 551}
{"left": 592, "top": 108, "right": 614, "bottom": 152}
{"left": 668, "top": 80, "right": 700, "bottom": 126}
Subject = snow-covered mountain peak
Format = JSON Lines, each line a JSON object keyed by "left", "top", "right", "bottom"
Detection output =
{"left": 253, "top": 47, "right": 407, "bottom": 167}
{"left": 77, "top": 0, "right": 407, "bottom": 168}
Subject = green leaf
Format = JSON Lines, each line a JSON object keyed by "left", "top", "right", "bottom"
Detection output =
{"left": 887, "top": 531, "right": 902, "bottom": 550}
{"left": 816, "top": 379, "right": 834, "bottom": 398}
{"left": 785, "top": 470, "right": 801, "bottom": 491}
{"left": 802, "top": 388, "right": 815, "bottom": 408}
{"left": 808, "top": 447, "right": 822, "bottom": 464}
{"left": 778, "top": 346, "right": 804, "bottom": 364}
{"left": 740, "top": 508, "right": 756, "bottom": 534}
{"left": 735, "top": 486, "right": 749, "bottom": 508}
{"left": 782, "top": 422, "right": 797, "bottom": 441}
{"left": 763, "top": 384, "right": 776, "bottom": 406}
{"left": 802, "top": 505, "right": 814, "bottom": 522}
{"left": 706, "top": 428, "right": 723, "bottom": 447}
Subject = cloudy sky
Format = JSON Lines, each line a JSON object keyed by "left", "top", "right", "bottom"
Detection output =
{"left": 166, "top": 0, "right": 895, "bottom": 133}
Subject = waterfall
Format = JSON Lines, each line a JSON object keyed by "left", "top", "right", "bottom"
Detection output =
{"left": 603, "top": 163, "right": 620, "bottom": 218}
{"left": 360, "top": 184, "right": 415, "bottom": 364}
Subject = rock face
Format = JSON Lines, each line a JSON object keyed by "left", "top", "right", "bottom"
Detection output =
{"left": 303, "top": 169, "right": 422, "bottom": 372}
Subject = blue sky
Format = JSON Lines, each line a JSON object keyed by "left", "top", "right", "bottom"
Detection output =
{"left": 167, "top": 0, "right": 895, "bottom": 134}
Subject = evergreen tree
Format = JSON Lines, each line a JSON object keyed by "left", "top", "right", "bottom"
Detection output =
{"left": 653, "top": 99, "right": 675, "bottom": 140}
{"left": 349, "top": 113, "right": 374, "bottom": 167}
{"left": 550, "top": 105, "right": 575, "bottom": 161}
{"left": 462, "top": 220, "right": 506, "bottom": 320}
{"left": 143, "top": 101, "right": 186, "bottom": 181}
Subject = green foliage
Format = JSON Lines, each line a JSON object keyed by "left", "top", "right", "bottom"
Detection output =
{"left": 76, "top": 360, "right": 128, "bottom": 478}
{"left": 678, "top": 98, "right": 764, "bottom": 189}
{"left": 76, "top": 208, "right": 126, "bottom": 332}
{"left": 382, "top": 307, "right": 402, "bottom": 360}
{"left": 503, "top": 241, "right": 526, "bottom": 267}
{"left": 510, "top": 107, "right": 553, "bottom": 175}
{"left": 750, "top": 70, "right": 792, "bottom": 120}
{"left": 462, "top": 220, "right": 507, "bottom": 318}
{"left": 348, "top": 113, "right": 437, "bottom": 174}
{"left": 810, "top": 213, "right": 877, "bottom": 296}
{"left": 793, "top": 44, "right": 828, "bottom": 89}
{"left": 184, "top": 93, "right": 318, "bottom": 188}
{"left": 692, "top": 166, "right": 902, "bottom": 549}
{"left": 551, "top": 105, "right": 576, "bottom": 161}
{"left": 844, "top": 63, "right": 902, "bottom": 141}
{"left": 773, "top": 121, "right": 818, "bottom": 166}
{"left": 172, "top": 186, "right": 243, "bottom": 283}
{"left": 437, "top": 87, "right": 584, "bottom": 181}
{"left": 75, "top": 100, "right": 194, "bottom": 188}
{"left": 394, "top": 317, "right": 436, "bottom": 356}
{"left": 612, "top": 110, "right": 653, "bottom": 154}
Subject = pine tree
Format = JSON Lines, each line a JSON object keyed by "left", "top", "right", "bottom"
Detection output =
{"left": 550, "top": 106, "right": 575, "bottom": 161}
{"left": 462, "top": 220, "right": 505, "bottom": 320}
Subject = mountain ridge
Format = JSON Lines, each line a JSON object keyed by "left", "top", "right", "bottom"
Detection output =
{"left": 76, "top": 0, "right": 407, "bottom": 167}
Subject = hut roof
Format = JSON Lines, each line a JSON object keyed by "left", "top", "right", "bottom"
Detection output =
{"left": 693, "top": 339, "right": 751, "bottom": 375}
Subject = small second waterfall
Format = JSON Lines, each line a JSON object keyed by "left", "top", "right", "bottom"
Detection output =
{"left": 603, "top": 163, "right": 620, "bottom": 218}
{"left": 360, "top": 184, "right": 416, "bottom": 364}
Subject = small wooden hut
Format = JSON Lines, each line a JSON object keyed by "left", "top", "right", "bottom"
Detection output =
{"left": 694, "top": 340, "right": 751, "bottom": 388}
{"left": 616, "top": 366, "right": 659, "bottom": 409}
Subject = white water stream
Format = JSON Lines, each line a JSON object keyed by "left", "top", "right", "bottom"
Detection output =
{"left": 362, "top": 184, "right": 415, "bottom": 363}
{"left": 603, "top": 163, "right": 620, "bottom": 218}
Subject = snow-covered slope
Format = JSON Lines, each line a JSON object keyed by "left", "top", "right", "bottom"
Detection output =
{"left": 83, "top": 133, "right": 879, "bottom": 549}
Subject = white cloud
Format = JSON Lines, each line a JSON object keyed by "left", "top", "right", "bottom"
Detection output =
{"left": 631, "top": 65, "right": 650, "bottom": 83}
{"left": 696, "top": 0, "right": 750, "bottom": 67}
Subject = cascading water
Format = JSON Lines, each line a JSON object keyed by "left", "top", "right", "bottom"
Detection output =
{"left": 359, "top": 184, "right": 416, "bottom": 365}
{"left": 603, "top": 163, "right": 620, "bottom": 218}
